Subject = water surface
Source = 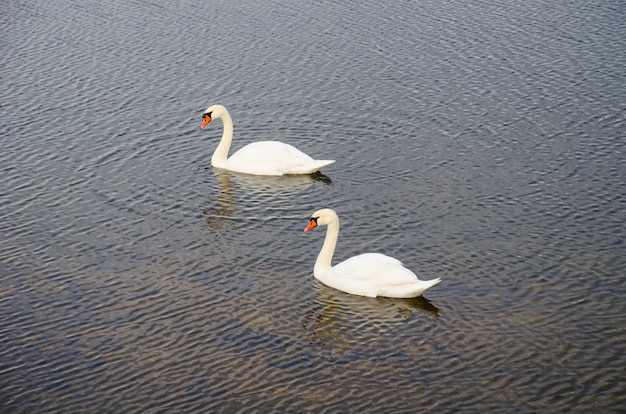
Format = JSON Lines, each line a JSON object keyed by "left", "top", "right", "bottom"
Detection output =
{"left": 1, "top": 0, "right": 625, "bottom": 412}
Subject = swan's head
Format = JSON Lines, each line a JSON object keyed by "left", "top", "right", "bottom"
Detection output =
{"left": 200, "top": 104, "right": 227, "bottom": 130}
{"left": 304, "top": 208, "right": 339, "bottom": 232}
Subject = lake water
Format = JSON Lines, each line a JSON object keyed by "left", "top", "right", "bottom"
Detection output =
{"left": 1, "top": 0, "right": 625, "bottom": 412}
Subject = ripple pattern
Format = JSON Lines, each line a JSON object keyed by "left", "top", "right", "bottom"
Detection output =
{"left": 1, "top": 0, "right": 625, "bottom": 412}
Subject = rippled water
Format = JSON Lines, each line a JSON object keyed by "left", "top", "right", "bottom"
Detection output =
{"left": 1, "top": 0, "right": 625, "bottom": 412}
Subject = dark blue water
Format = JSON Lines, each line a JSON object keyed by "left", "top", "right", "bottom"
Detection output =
{"left": 1, "top": 0, "right": 625, "bottom": 412}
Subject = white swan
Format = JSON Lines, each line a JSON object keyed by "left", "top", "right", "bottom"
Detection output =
{"left": 304, "top": 208, "right": 441, "bottom": 298}
{"left": 200, "top": 105, "right": 335, "bottom": 176}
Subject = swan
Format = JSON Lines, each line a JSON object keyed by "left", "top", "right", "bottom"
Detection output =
{"left": 304, "top": 208, "right": 441, "bottom": 298}
{"left": 200, "top": 104, "right": 335, "bottom": 176}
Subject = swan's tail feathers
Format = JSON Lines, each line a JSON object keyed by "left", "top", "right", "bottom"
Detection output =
{"left": 312, "top": 159, "right": 335, "bottom": 172}
{"left": 405, "top": 277, "right": 441, "bottom": 298}
{"left": 291, "top": 159, "right": 335, "bottom": 174}
{"left": 381, "top": 277, "right": 441, "bottom": 298}
{"left": 419, "top": 277, "right": 442, "bottom": 294}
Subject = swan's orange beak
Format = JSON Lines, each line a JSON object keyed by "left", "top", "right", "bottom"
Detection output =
{"left": 304, "top": 219, "right": 318, "bottom": 232}
{"left": 200, "top": 113, "right": 212, "bottom": 130}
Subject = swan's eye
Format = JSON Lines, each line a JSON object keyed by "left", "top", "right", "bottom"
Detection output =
{"left": 310, "top": 217, "right": 318, "bottom": 224}
{"left": 202, "top": 112, "right": 211, "bottom": 119}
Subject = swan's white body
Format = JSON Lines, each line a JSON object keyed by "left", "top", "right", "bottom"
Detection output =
{"left": 201, "top": 105, "right": 335, "bottom": 176}
{"left": 304, "top": 208, "right": 441, "bottom": 298}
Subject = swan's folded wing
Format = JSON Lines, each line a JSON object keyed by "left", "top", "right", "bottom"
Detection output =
{"left": 332, "top": 253, "right": 413, "bottom": 283}
{"left": 229, "top": 141, "right": 334, "bottom": 175}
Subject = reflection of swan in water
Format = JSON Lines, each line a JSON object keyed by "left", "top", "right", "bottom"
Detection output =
{"left": 200, "top": 104, "right": 335, "bottom": 175}
{"left": 311, "top": 282, "right": 439, "bottom": 322}
{"left": 202, "top": 169, "right": 331, "bottom": 228}
{"left": 202, "top": 171, "right": 240, "bottom": 229}
{"left": 303, "top": 283, "right": 439, "bottom": 350}
{"left": 212, "top": 168, "right": 332, "bottom": 194}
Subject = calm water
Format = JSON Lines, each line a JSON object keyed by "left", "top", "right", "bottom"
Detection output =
{"left": 1, "top": 0, "right": 625, "bottom": 412}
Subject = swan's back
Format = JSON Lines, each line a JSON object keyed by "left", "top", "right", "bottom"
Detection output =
{"left": 316, "top": 253, "right": 441, "bottom": 298}
{"left": 228, "top": 141, "right": 334, "bottom": 175}
{"left": 330, "top": 253, "right": 409, "bottom": 281}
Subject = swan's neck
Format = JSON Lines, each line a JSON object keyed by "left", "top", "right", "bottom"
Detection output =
{"left": 211, "top": 112, "right": 233, "bottom": 168}
{"left": 315, "top": 220, "right": 339, "bottom": 279}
